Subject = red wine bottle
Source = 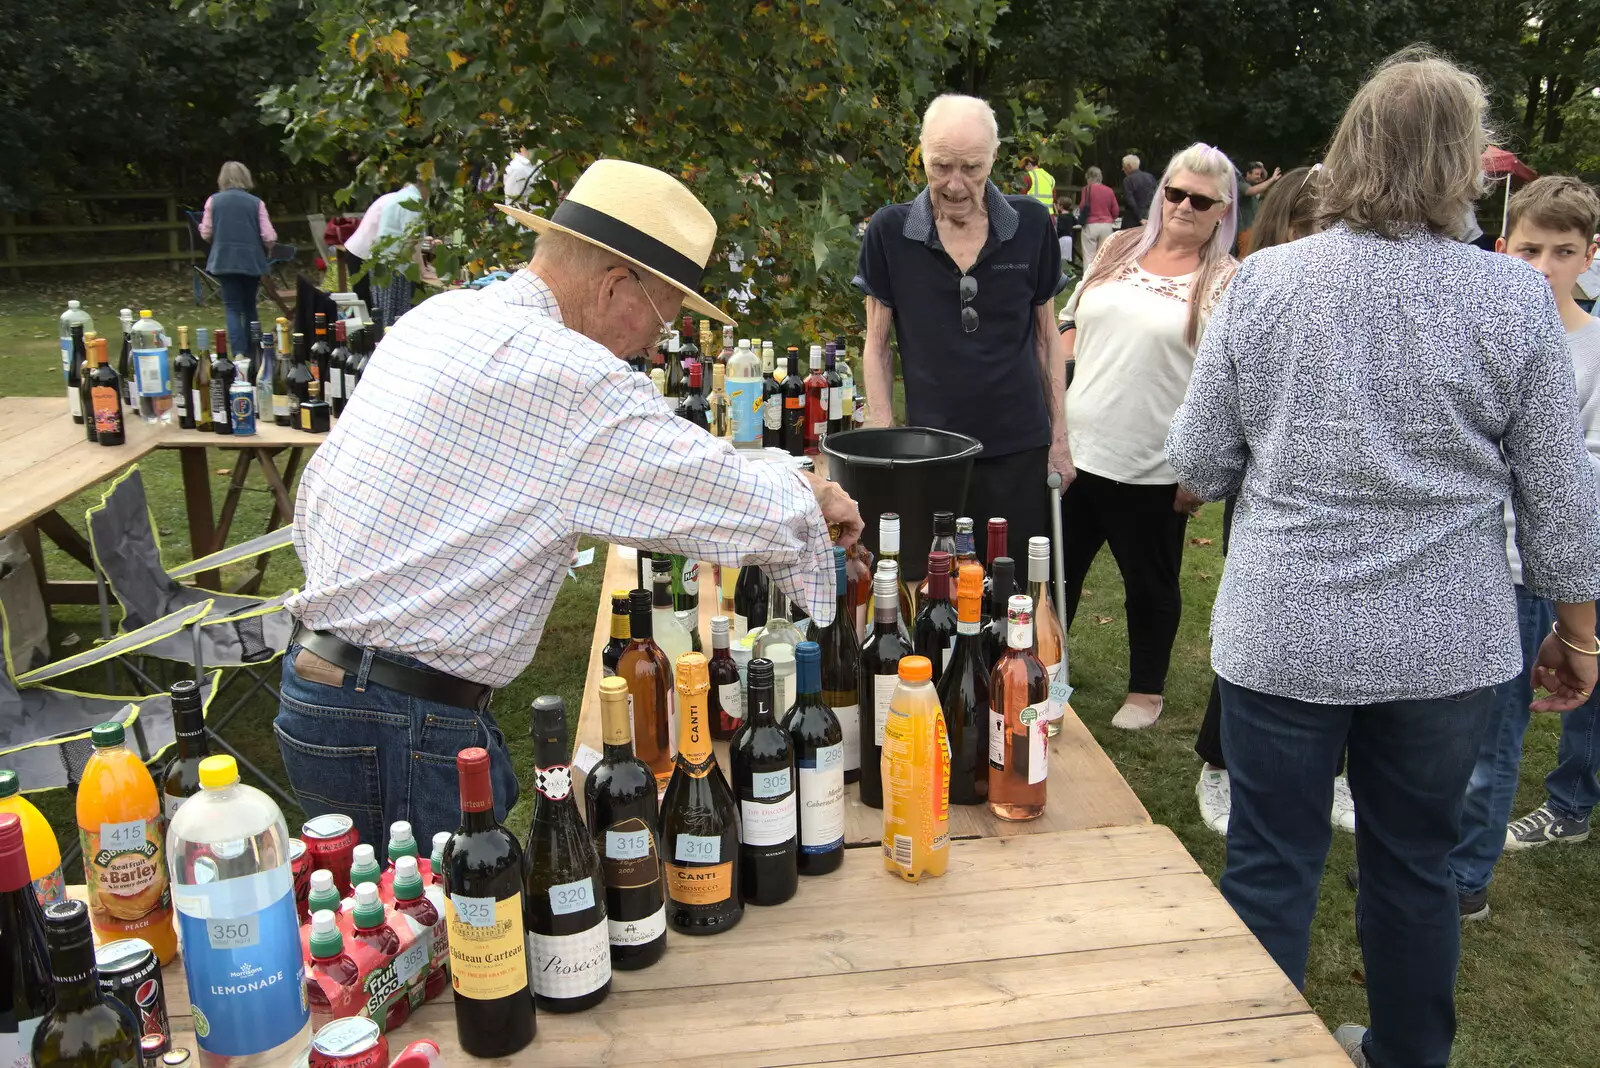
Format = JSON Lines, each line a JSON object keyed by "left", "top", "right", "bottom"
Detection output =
{"left": 0, "top": 813, "right": 53, "bottom": 1068}
{"left": 913, "top": 550, "right": 960, "bottom": 683}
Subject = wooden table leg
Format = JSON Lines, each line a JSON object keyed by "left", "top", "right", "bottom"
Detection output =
{"left": 33, "top": 510, "right": 95, "bottom": 571}
{"left": 19, "top": 522, "right": 48, "bottom": 608}
{"left": 240, "top": 447, "right": 302, "bottom": 595}
{"left": 211, "top": 451, "right": 255, "bottom": 553}
{"left": 177, "top": 445, "right": 221, "bottom": 589}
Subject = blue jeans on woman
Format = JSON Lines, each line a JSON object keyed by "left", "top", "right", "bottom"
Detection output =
{"left": 1451, "top": 585, "right": 1600, "bottom": 895}
{"left": 1219, "top": 678, "right": 1494, "bottom": 1068}
{"left": 275, "top": 640, "right": 520, "bottom": 854}
{"left": 217, "top": 272, "right": 260, "bottom": 357}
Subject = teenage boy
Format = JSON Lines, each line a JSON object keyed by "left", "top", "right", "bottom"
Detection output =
{"left": 1451, "top": 176, "right": 1600, "bottom": 921}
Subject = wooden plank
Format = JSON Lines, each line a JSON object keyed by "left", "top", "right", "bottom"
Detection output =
{"left": 573, "top": 543, "right": 1149, "bottom": 842}
{"left": 160, "top": 420, "right": 336, "bottom": 449}
{"left": 0, "top": 399, "right": 167, "bottom": 533}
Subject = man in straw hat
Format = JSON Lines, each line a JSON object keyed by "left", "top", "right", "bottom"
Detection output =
{"left": 276, "top": 159, "right": 863, "bottom": 847}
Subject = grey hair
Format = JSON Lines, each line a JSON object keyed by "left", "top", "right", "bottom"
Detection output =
{"left": 920, "top": 94, "right": 1000, "bottom": 156}
{"left": 217, "top": 162, "right": 254, "bottom": 191}
{"left": 1318, "top": 47, "right": 1493, "bottom": 238}
{"left": 1122, "top": 154, "right": 1140, "bottom": 170}
{"left": 1086, "top": 165, "right": 1104, "bottom": 184}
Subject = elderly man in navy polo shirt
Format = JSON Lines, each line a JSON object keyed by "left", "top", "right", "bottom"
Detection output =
{"left": 855, "top": 94, "right": 1072, "bottom": 564}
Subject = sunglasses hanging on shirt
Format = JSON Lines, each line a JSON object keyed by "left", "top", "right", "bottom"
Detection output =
{"left": 959, "top": 274, "right": 979, "bottom": 334}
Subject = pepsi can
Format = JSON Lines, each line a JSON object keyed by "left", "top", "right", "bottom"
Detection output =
{"left": 96, "top": 937, "right": 169, "bottom": 1049}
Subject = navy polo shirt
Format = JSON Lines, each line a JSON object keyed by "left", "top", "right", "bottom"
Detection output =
{"left": 853, "top": 182, "right": 1065, "bottom": 457}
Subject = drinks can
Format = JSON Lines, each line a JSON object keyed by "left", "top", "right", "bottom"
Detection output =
{"left": 95, "top": 938, "right": 169, "bottom": 1047}
{"left": 160, "top": 1051, "right": 190, "bottom": 1068}
{"left": 301, "top": 814, "right": 358, "bottom": 894}
{"left": 309, "top": 1016, "right": 389, "bottom": 1068}
{"left": 289, "top": 837, "right": 312, "bottom": 921}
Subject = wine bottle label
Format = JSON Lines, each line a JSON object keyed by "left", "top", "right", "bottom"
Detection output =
{"left": 1023, "top": 704, "right": 1049, "bottom": 785}
{"left": 674, "top": 834, "right": 721, "bottom": 863}
{"left": 717, "top": 681, "right": 744, "bottom": 720}
{"left": 609, "top": 905, "right": 666, "bottom": 946}
{"left": 833, "top": 703, "right": 860, "bottom": 772}
{"left": 602, "top": 818, "right": 660, "bottom": 888}
{"left": 273, "top": 394, "right": 290, "bottom": 419}
{"left": 82, "top": 815, "right": 173, "bottom": 939}
{"left": 331, "top": 369, "right": 345, "bottom": 398}
{"left": 812, "top": 418, "right": 827, "bottom": 437}
{"left": 547, "top": 876, "right": 596, "bottom": 916}
{"left": 988, "top": 708, "right": 1006, "bottom": 769}
{"left": 739, "top": 793, "right": 798, "bottom": 846}
{"left": 535, "top": 763, "right": 573, "bottom": 801}
{"left": 0, "top": 1017, "right": 40, "bottom": 1068}
{"left": 1047, "top": 663, "right": 1071, "bottom": 722}
{"left": 797, "top": 742, "right": 845, "bottom": 852}
{"left": 531, "top": 920, "right": 610, "bottom": 1000}
{"left": 69, "top": 387, "right": 84, "bottom": 418}
{"left": 445, "top": 891, "right": 528, "bottom": 999}
{"left": 764, "top": 394, "right": 783, "bottom": 431}
{"left": 211, "top": 378, "right": 229, "bottom": 423}
{"left": 873, "top": 675, "right": 898, "bottom": 746}
{"left": 828, "top": 386, "right": 842, "bottom": 420}
{"left": 92, "top": 387, "right": 122, "bottom": 433}
{"left": 572, "top": 744, "right": 604, "bottom": 774}
{"left": 173, "top": 868, "right": 308, "bottom": 1058}
{"left": 192, "top": 388, "right": 205, "bottom": 423}
{"left": 664, "top": 861, "right": 733, "bottom": 905}
{"left": 750, "top": 766, "right": 791, "bottom": 799}
{"left": 132, "top": 347, "right": 171, "bottom": 396}
{"left": 174, "top": 390, "right": 188, "bottom": 416}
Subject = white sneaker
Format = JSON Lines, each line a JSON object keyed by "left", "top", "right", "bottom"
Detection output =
{"left": 1196, "top": 767, "right": 1230, "bottom": 835}
{"left": 1331, "top": 775, "right": 1357, "bottom": 833}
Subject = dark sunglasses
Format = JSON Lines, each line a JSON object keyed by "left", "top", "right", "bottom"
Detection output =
{"left": 959, "top": 274, "right": 978, "bottom": 334}
{"left": 1163, "top": 186, "right": 1223, "bottom": 212}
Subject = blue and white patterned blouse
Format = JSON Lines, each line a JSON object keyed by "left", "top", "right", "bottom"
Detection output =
{"left": 1167, "top": 223, "right": 1600, "bottom": 704}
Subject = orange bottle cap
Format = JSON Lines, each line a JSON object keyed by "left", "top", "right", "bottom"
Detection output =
{"left": 898, "top": 656, "right": 932, "bottom": 682}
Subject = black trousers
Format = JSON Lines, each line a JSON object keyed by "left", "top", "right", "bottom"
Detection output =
{"left": 963, "top": 445, "right": 1052, "bottom": 572}
{"left": 1061, "top": 469, "right": 1188, "bottom": 694}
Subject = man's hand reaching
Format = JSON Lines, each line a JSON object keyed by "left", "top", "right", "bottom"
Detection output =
{"left": 803, "top": 471, "right": 864, "bottom": 549}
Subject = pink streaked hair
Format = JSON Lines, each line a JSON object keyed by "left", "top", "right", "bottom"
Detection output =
{"left": 1079, "top": 142, "right": 1241, "bottom": 348}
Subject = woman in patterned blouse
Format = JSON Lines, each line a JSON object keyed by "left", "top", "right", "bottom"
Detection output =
{"left": 1058, "top": 143, "right": 1239, "bottom": 732}
{"left": 1167, "top": 49, "right": 1600, "bottom": 1068}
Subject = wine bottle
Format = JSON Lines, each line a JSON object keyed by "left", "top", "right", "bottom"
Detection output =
{"left": 646, "top": 558, "right": 692, "bottom": 669}
{"left": 309, "top": 313, "right": 333, "bottom": 393}
{"left": 523, "top": 696, "right": 611, "bottom": 1013}
{"left": 823, "top": 342, "right": 844, "bottom": 436}
{"left": 954, "top": 517, "right": 979, "bottom": 576}
{"left": 192, "top": 327, "right": 213, "bottom": 433}
{"left": 209, "top": 331, "right": 235, "bottom": 436}
{"left": 287, "top": 332, "right": 314, "bottom": 427}
{"left": 30, "top": 900, "right": 138, "bottom": 1068}
{"left": 76, "top": 330, "right": 96, "bottom": 443}
{"left": 982, "top": 517, "right": 1009, "bottom": 578}
{"left": 761, "top": 343, "right": 783, "bottom": 449}
{"left": 709, "top": 364, "right": 731, "bottom": 439}
{"left": 781, "top": 347, "right": 806, "bottom": 456}
{"left": 729, "top": 659, "right": 798, "bottom": 906}
{"left": 272, "top": 328, "right": 292, "bottom": 426}
{"left": 87, "top": 339, "right": 126, "bottom": 448}
{"left": 732, "top": 563, "right": 769, "bottom": 639}
{"left": 616, "top": 589, "right": 674, "bottom": 788}
{"left": 937, "top": 563, "right": 990, "bottom": 805}
{"left": 585, "top": 678, "right": 667, "bottom": 970}
{"left": 172, "top": 326, "right": 198, "bottom": 430}
{"left": 859, "top": 568, "right": 913, "bottom": 809}
{"left": 982, "top": 557, "right": 1016, "bottom": 675}
{"left": 803, "top": 344, "right": 827, "bottom": 456}
{"left": 117, "top": 309, "right": 136, "bottom": 412}
{"left": 67, "top": 325, "right": 87, "bottom": 428}
{"left": 299, "top": 380, "right": 331, "bottom": 433}
{"left": 441, "top": 748, "right": 535, "bottom": 1057}
{"left": 0, "top": 813, "right": 53, "bottom": 1068}
{"left": 753, "top": 578, "right": 804, "bottom": 669}
{"left": 863, "top": 559, "right": 913, "bottom": 646}
{"left": 913, "top": 549, "right": 960, "bottom": 683}
{"left": 159, "top": 680, "right": 207, "bottom": 822}
{"left": 602, "top": 590, "right": 630, "bottom": 677}
{"left": 669, "top": 556, "right": 702, "bottom": 652}
{"left": 659, "top": 653, "right": 742, "bottom": 934}
{"left": 878, "top": 513, "right": 918, "bottom": 622}
{"left": 785, "top": 641, "right": 845, "bottom": 875}
{"left": 1027, "top": 536, "right": 1070, "bottom": 737}
{"left": 675, "top": 315, "right": 700, "bottom": 400}
{"left": 916, "top": 511, "right": 958, "bottom": 603}
{"left": 708, "top": 616, "right": 744, "bottom": 741}
{"left": 812, "top": 547, "right": 862, "bottom": 784}
{"left": 676, "top": 363, "right": 711, "bottom": 429}
{"left": 988, "top": 594, "right": 1050, "bottom": 821}
{"left": 255, "top": 335, "right": 276, "bottom": 432}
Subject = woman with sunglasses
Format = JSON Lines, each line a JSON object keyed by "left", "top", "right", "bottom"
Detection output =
{"left": 1057, "top": 142, "right": 1239, "bottom": 731}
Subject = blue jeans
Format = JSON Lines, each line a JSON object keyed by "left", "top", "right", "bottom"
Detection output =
{"left": 1452, "top": 586, "right": 1600, "bottom": 894}
{"left": 216, "top": 273, "right": 260, "bottom": 357}
{"left": 275, "top": 641, "right": 520, "bottom": 854}
{"left": 1220, "top": 678, "right": 1494, "bottom": 1068}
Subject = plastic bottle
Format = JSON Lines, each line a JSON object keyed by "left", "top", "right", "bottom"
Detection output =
{"left": 75, "top": 721, "right": 177, "bottom": 962}
{"left": 306, "top": 870, "right": 342, "bottom": 917}
{"left": 348, "top": 845, "right": 382, "bottom": 899}
{"left": 386, "top": 822, "right": 417, "bottom": 866}
{"left": 304, "top": 909, "right": 362, "bottom": 1032}
{"left": 428, "top": 833, "right": 449, "bottom": 886}
{"left": 389, "top": 856, "right": 448, "bottom": 1000}
{"left": 168, "top": 755, "right": 311, "bottom": 1068}
{"left": 130, "top": 310, "right": 174, "bottom": 425}
{"left": 0, "top": 771, "right": 65, "bottom": 905}
{"left": 349, "top": 883, "right": 408, "bottom": 1032}
{"left": 59, "top": 300, "right": 94, "bottom": 414}
{"left": 881, "top": 656, "right": 950, "bottom": 882}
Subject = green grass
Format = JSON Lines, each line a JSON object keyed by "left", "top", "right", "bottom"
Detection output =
{"left": 6, "top": 267, "right": 1598, "bottom": 1065}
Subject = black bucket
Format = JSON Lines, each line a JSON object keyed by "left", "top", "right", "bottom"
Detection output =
{"left": 821, "top": 427, "right": 983, "bottom": 582}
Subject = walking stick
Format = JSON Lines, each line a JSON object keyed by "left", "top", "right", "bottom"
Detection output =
{"left": 1048, "top": 471, "right": 1069, "bottom": 683}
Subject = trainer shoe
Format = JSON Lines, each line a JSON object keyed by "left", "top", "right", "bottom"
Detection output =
{"left": 1195, "top": 766, "right": 1230, "bottom": 835}
{"left": 1504, "top": 802, "right": 1590, "bottom": 851}
{"left": 1332, "top": 1024, "right": 1370, "bottom": 1067}
{"left": 1111, "top": 697, "right": 1162, "bottom": 730}
{"left": 1458, "top": 887, "right": 1490, "bottom": 922}
{"left": 1330, "top": 775, "right": 1357, "bottom": 833}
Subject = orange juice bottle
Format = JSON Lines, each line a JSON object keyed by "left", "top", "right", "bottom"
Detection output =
{"left": 76, "top": 721, "right": 176, "bottom": 962}
{"left": 0, "top": 770, "right": 66, "bottom": 905}
{"left": 881, "top": 656, "right": 950, "bottom": 881}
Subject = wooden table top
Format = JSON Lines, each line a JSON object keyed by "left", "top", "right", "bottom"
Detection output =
{"left": 0, "top": 397, "right": 167, "bottom": 532}
{"left": 134, "top": 826, "right": 1346, "bottom": 1066}
{"left": 161, "top": 416, "right": 337, "bottom": 448}
{"left": 573, "top": 545, "right": 1150, "bottom": 842}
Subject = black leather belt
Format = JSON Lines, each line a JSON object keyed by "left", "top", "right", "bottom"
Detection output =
{"left": 291, "top": 624, "right": 492, "bottom": 712}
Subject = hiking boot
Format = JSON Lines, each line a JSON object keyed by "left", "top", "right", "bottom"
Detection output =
{"left": 1330, "top": 775, "right": 1357, "bottom": 833}
{"left": 1505, "top": 802, "right": 1590, "bottom": 851}
{"left": 1459, "top": 887, "right": 1490, "bottom": 922}
{"left": 1195, "top": 766, "right": 1229, "bottom": 836}
{"left": 1333, "top": 1024, "right": 1370, "bottom": 1067}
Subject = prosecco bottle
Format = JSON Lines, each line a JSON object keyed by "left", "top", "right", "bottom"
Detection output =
{"left": 858, "top": 569, "right": 912, "bottom": 809}
{"left": 729, "top": 659, "right": 798, "bottom": 906}
{"left": 585, "top": 678, "right": 667, "bottom": 970}
{"left": 659, "top": 653, "right": 742, "bottom": 934}
{"left": 937, "top": 563, "right": 990, "bottom": 805}
{"left": 441, "top": 748, "right": 535, "bottom": 1057}
{"left": 785, "top": 641, "right": 845, "bottom": 875}
{"left": 523, "top": 696, "right": 611, "bottom": 1012}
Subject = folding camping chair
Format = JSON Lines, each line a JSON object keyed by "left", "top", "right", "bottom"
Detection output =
{"left": 184, "top": 209, "right": 299, "bottom": 317}
{"left": 84, "top": 467, "right": 297, "bottom": 807}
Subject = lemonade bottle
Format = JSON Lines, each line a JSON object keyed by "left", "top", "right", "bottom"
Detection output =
{"left": 0, "top": 770, "right": 66, "bottom": 905}
{"left": 75, "top": 722, "right": 176, "bottom": 962}
{"left": 881, "top": 656, "right": 950, "bottom": 881}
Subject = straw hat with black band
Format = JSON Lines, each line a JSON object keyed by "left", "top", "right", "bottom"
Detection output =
{"left": 497, "top": 158, "right": 734, "bottom": 325}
